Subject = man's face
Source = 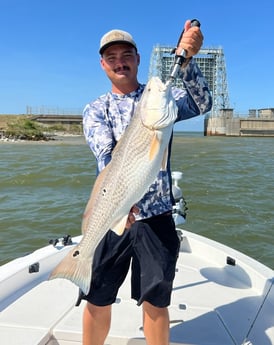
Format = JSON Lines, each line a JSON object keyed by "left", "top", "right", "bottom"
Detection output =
{"left": 100, "top": 44, "right": 140, "bottom": 86}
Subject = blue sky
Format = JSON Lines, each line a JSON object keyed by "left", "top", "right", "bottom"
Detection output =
{"left": 1, "top": 0, "right": 274, "bottom": 131}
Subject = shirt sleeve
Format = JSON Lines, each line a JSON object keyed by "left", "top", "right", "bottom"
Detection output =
{"left": 172, "top": 58, "right": 212, "bottom": 121}
{"left": 82, "top": 100, "right": 114, "bottom": 172}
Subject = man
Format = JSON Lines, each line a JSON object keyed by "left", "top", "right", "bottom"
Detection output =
{"left": 81, "top": 20, "right": 212, "bottom": 345}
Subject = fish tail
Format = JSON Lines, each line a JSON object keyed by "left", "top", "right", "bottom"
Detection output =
{"left": 49, "top": 245, "right": 92, "bottom": 295}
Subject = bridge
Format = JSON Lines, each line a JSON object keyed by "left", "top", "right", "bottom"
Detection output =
{"left": 30, "top": 114, "right": 83, "bottom": 125}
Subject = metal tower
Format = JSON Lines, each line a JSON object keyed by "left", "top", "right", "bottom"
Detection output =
{"left": 148, "top": 45, "right": 230, "bottom": 116}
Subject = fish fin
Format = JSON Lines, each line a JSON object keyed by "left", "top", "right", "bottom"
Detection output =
{"left": 161, "top": 147, "right": 168, "bottom": 170}
{"left": 149, "top": 133, "right": 160, "bottom": 161}
{"left": 49, "top": 245, "right": 92, "bottom": 295}
{"left": 111, "top": 214, "right": 128, "bottom": 235}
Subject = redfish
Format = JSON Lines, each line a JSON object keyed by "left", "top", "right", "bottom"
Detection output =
{"left": 50, "top": 77, "right": 178, "bottom": 294}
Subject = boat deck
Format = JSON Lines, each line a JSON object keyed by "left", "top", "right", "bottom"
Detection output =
{"left": 0, "top": 231, "right": 274, "bottom": 345}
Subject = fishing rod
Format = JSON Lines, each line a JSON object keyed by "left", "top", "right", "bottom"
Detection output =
{"left": 168, "top": 19, "right": 201, "bottom": 83}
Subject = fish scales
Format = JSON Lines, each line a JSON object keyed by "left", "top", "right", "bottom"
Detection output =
{"left": 49, "top": 77, "right": 178, "bottom": 294}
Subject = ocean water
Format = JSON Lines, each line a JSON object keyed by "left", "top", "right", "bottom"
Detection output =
{"left": 0, "top": 133, "right": 273, "bottom": 269}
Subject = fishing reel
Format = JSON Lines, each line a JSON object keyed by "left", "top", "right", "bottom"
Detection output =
{"left": 172, "top": 171, "right": 188, "bottom": 226}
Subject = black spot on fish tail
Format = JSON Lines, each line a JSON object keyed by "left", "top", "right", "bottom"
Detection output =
{"left": 73, "top": 250, "right": 80, "bottom": 257}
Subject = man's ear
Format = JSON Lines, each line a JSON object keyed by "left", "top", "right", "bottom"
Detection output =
{"left": 100, "top": 57, "right": 106, "bottom": 71}
{"left": 137, "top": 53, "right": 140, "bottom": 66}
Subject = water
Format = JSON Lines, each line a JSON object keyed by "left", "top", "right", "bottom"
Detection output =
{"left": 1, "top": 134, "right": 273, "bottom": 269}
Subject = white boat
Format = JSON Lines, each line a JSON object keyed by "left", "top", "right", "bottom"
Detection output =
{"left": 0, "top": 172, "right": 273, "bottom": 345}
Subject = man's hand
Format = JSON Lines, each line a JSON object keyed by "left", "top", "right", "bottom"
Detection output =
{"left": 126, "top": 205, "right": 139, "bottom": 229}
{"left": 176, "top": 19, "right": 203, "bottom": 58}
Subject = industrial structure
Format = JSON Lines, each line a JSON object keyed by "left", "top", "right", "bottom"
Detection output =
{"left": 148, "top": 45, "right": 274, "bottom": 136}
{"left": 148, "top": 45, "right": 230, "bottom": 116}
{"left": 204, "top": 108, "right": 274, "bottom": 136}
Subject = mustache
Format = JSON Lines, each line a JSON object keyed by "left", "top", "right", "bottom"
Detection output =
{"left": 113, "top": 65, "right": 130, "bottom": 73}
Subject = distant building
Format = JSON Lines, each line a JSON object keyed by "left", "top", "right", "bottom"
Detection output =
{"left": 258, "top": 108, "right": 274, "bottom": 119}
{"left": 204, "top": 108, "right": 274, "bottom": 136}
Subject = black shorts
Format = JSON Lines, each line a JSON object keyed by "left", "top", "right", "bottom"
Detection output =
{"left": 78, "top": 213, "right": 180, "bottom": 307}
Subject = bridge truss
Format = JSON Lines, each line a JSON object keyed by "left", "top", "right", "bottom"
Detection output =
{"left": 148, "top": 46, "right": 230, "bottom": 116}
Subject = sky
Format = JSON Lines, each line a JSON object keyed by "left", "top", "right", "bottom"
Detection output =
{"left": 1, "top": 0, "right": 274, "bottom": 131}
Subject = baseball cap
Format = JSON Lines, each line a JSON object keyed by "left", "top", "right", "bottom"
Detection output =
{"left": 99, "top": 29, "right": 137, "bottom": 55}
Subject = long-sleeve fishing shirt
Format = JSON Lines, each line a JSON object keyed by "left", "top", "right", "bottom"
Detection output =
{"left": 83, "top": 59, "right": 212, "bottom": 219}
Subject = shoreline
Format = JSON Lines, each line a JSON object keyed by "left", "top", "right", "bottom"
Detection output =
{"left": 0, "top": 133, "right": 86, "bottom": 145}
{"left": 0, "top": 114, "right": 84, "bottom": 143}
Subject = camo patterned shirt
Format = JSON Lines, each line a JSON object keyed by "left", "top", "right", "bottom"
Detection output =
{"left": 83, "top": 59, "right": 212, "bottom": 219}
